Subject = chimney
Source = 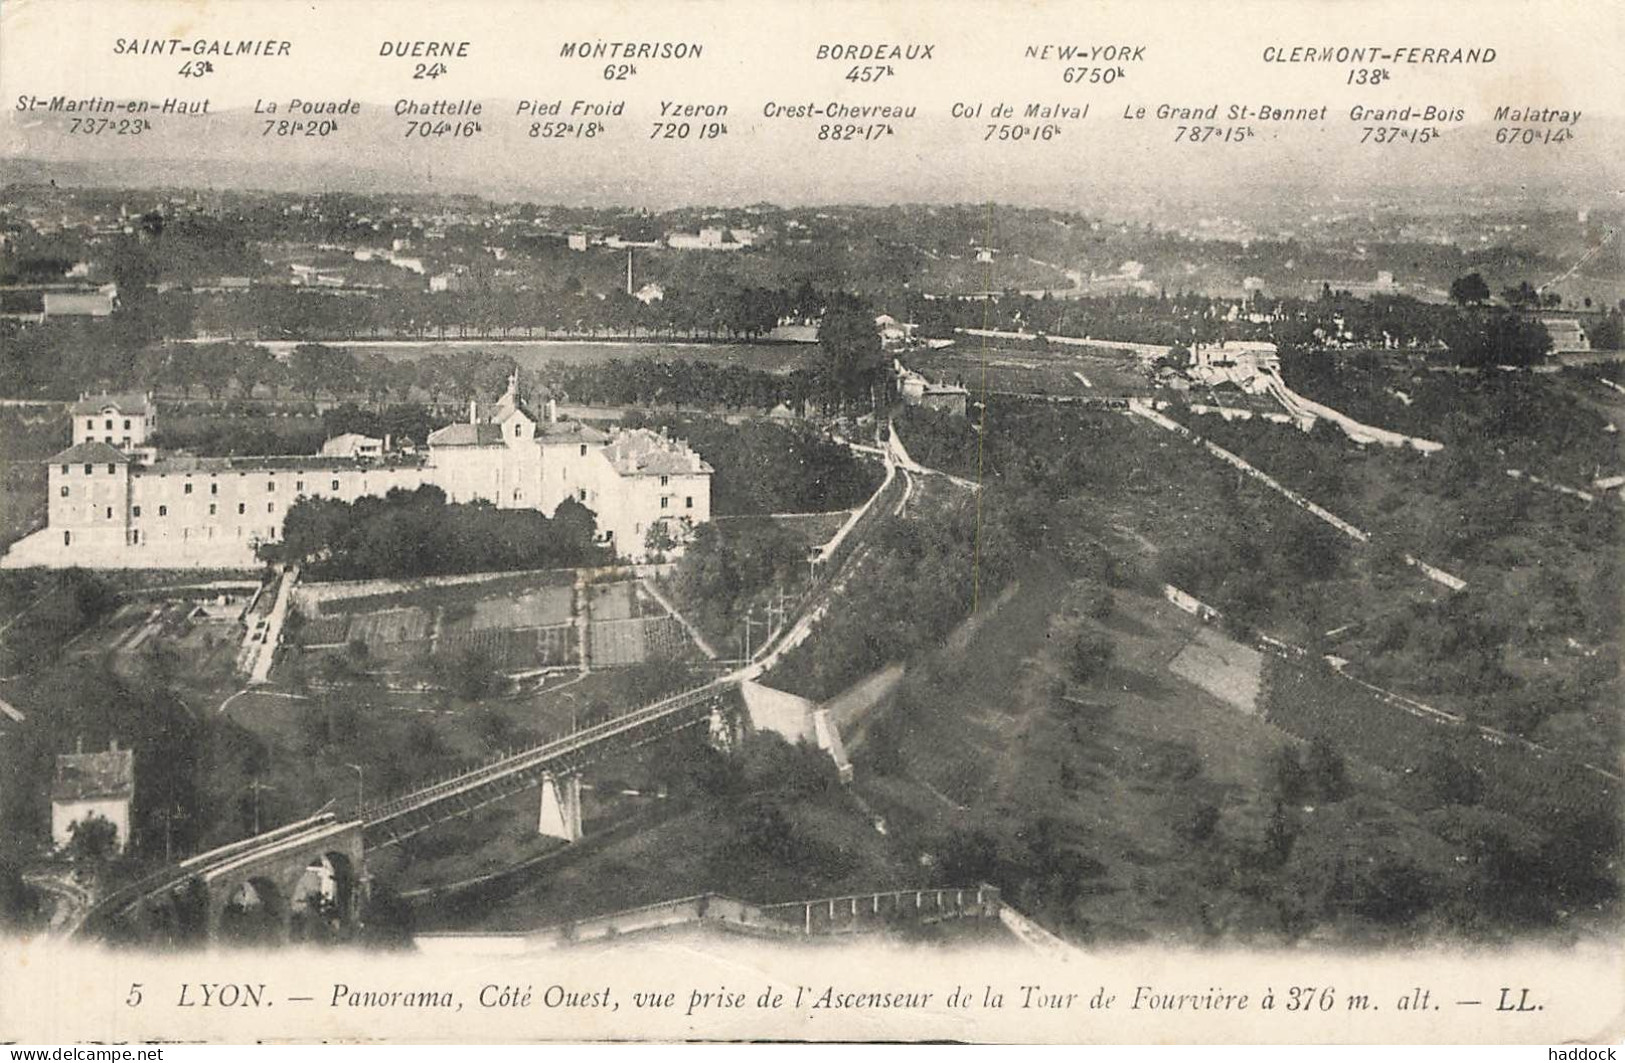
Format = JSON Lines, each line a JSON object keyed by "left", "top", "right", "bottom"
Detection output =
{"left": 76, "top": 735, "right": 84, "bottom": 754}
{"left": 468, "top": 397, "right": 477, "bottom": 424}
{"left": 384, "top": 433, "right": 392, "bottom": 453}
{"left": 109, "top": 737, "right": 119, "bottom": 753}
{"left": 547, "top": 398, "right": 558, "bottom": 424}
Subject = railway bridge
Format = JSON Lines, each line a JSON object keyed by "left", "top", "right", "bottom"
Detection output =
{"left": 79, "top": 428, "right": 905, "bottom": 945}
{"left": 78, "top": 681, "right": 744, "bottom": 944}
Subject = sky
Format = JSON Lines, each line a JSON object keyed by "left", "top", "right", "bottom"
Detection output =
{"left": 2, "top": 0, "right": 1622, "bottom": 209}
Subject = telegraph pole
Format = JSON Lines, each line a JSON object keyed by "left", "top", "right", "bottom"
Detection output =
{"left": 345, "top": 763, "right": 365, "bottom": 816}
{"left": 245, "top": 778, "right": 276, "bottom": 835}
{"left": 157, "top": 804, "right": 190, "bottom": 863}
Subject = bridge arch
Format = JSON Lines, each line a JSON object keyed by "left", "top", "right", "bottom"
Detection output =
{"left": 290, "top": 851, "right": 358, "bottom": 942}
{"left": 218, "top": 876, "right": 289, "bottom": 945}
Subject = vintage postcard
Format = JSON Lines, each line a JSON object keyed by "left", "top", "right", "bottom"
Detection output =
{"left": 0, "top": 0, "right": 1621, "bottom": 1045}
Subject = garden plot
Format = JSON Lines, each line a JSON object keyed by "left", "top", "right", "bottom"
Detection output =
{"left": 586, "top": 580, "right": 690, "bottom": 666}
{"left": 1166, "top": 626, "right": 1263, "bottom": 714}
{"left": 296, "top": 575, "right": 581, "bottom": 673}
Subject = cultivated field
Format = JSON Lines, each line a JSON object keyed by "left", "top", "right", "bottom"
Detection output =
{"left": 293, "top": 570, "right": 582, "bottom": 673}
{"left": 1167, "top": 626, "right": 1263, "bottom": 714}
{"left": 912, "top": 342, "right": 1152, "bottom": 397}
{"left": 586, "top": 580, "right": 690, "bottom": 667}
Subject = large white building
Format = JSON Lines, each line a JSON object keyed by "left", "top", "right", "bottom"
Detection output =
{"left": 3, "top": 377, "right": 711, "bottom": 570}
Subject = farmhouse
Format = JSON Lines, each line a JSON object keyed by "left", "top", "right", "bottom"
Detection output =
{"left": 51, "top": 740, "right": 135, "bottom": 854}
{"left": 70, "top": 391, "right": 156, "bottom": 458}
{"left": 2, "top": 374, "right": 711, "bottom": 569}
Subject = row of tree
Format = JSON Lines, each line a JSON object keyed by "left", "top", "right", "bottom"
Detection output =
{"left": 260, "top": 485, "right": 611, "bottom": 579}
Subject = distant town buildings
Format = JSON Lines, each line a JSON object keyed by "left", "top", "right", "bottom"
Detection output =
{"left": 43, "top": 286, "right": 117, "bottom": 318}
{"left": 666, "top": 226, "right": 758, "bottom": 251}
{"left": 894, "top": 359, "right": 969, "bottom": 418}
{"left": 0, "top": 283, "right": 119, "bottom": 323}
{"left": 1540, "top": 316, "right": 1590, "bottom": 352}
{"left": 319, "top": 433, "right": 385, "bottom": 459}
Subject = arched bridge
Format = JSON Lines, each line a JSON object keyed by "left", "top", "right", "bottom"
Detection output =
{"left": 78, "top": 428, "right": 906, "bottom": 945}
{"left": 82, "top": 813, "right": 364, "bottom": 945}
{"left": 77, "top": 681, "right": 742, "bottom": 943}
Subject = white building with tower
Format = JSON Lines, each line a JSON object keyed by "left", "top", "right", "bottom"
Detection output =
{"left": 4, "top": 376, "right": 711, "bottom": 569}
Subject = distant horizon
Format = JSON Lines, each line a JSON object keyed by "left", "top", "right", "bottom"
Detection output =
{"left": 3, "top": 154, "right": 1613, "bottom": 218}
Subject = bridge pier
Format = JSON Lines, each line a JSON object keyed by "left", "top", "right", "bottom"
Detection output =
{"left": 708, "top": 701, "right": 744, "bottom": 753}
{"left": 538, "top": 771, "right": 583, "bottom": 841}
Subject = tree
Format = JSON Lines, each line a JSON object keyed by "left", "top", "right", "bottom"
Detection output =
{"left": 0, "top": 860, "right": 38, "bottom": 929}
{"left": 1588, "top": 309, "right": 1623, "bottom": 351}
{"left": 816, "top": 305, "right": 885, "bottom": 410}
{"left": 940, "top": 827, "right": 1000, "bottom": 885}
{"left": 1270, "top": 746, "right": 1310, "bottom": 804}
{"left": 231, "top": 343, "right": 279, "bottom": 399}
{"left": 67, "top": 812, "right": 119, "bottom": 862}
{"left": 738, "top": 796, "right": 795, "bottom": 862}
{"left": 1420, "top": 746, "right": 1483, "bottom": 807}
{"left": 1304, "top": 738, "right": 1349, "bottom": 801}
{"left": 1449, "top": 273, "right": 1491, "bottom": 307}
{"left": 436, "top": 647, "right": 501, "bottom": 700}
{"left": 1282, "top": 521, "right": 1345, "bottom": 582}
{"left": 1067, "top": 631, "right": 1114, "bottom": 684}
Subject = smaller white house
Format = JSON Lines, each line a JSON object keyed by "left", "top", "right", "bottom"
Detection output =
{"left": 320, "top": 433, "right": 385, "bottom": 459}
{"left": 51, "top": 740, "right": 135, "bottom": 854}
{"left": 71, "top": 392, "right": 156, "bottom": 455}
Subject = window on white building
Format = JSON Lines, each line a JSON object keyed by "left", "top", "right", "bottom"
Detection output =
{"left": 267, "top": 481, "right": 276, "bottom": 492}
{"left": 238, "top": 503, "right": 246, "bottom": 515}
{"left": 579, "top": 445, "right": 587, "bottom": 457}
{"left": 184, "top": 483, "right": 193, "bottom": 494}
{"left": 60, "top": 486, "right": 69, "bottom": 498}
{"left": 133, "top": 505, "right": 141, "bottom": 517}
{"left": 686, "top": 496, "right": 694, "bottom": 509}
{"left": 211, "top": 482, "right": 219, "bottom": 495}
{"left": 123, "top": 420, "right": 131, "bottom": 430}
{"left": 83, "top": 464, "right": 92, "bottom": 475}
{"left": 331, "top": 479, "right": 340, "bottom": 491}
{"left": 158, "top": 505, "right": 168, "bottom": 517}
{"left": 209, "top": 503, "right": 217, "bottom": 516}
{"left": 105, "top": 507, "right": 112, "bottom": 519}
{"left": 578, "top": 488, "right": 588, "bottom": 501}
{"left": 660, "top": 497, "right": 669, "bottom": 509}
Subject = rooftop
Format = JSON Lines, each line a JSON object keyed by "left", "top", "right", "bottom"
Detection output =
{"left": 52, "top": 745, "right": 135, "bottom": 803}
{"left": 601, "top": 428, "right": 713, "bottom": 477}
{"left": 49, "top": 441, "right": 131, "bottom": 465}
{"left": 140, "top": 452, "right": 427, "bottom": 474}
{"left": 70, "top": 391, "right": 153, "bottom": 416}
{"left": 536, "top": 419, "right": 609, "bottom": 445}
{"left": 426, "top": 422, "right": 507, "bottom": 447}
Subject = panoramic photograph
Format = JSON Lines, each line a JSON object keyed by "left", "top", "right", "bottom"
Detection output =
{"left": 0, "top": 0, "right": 1620, "bottom": 1048}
